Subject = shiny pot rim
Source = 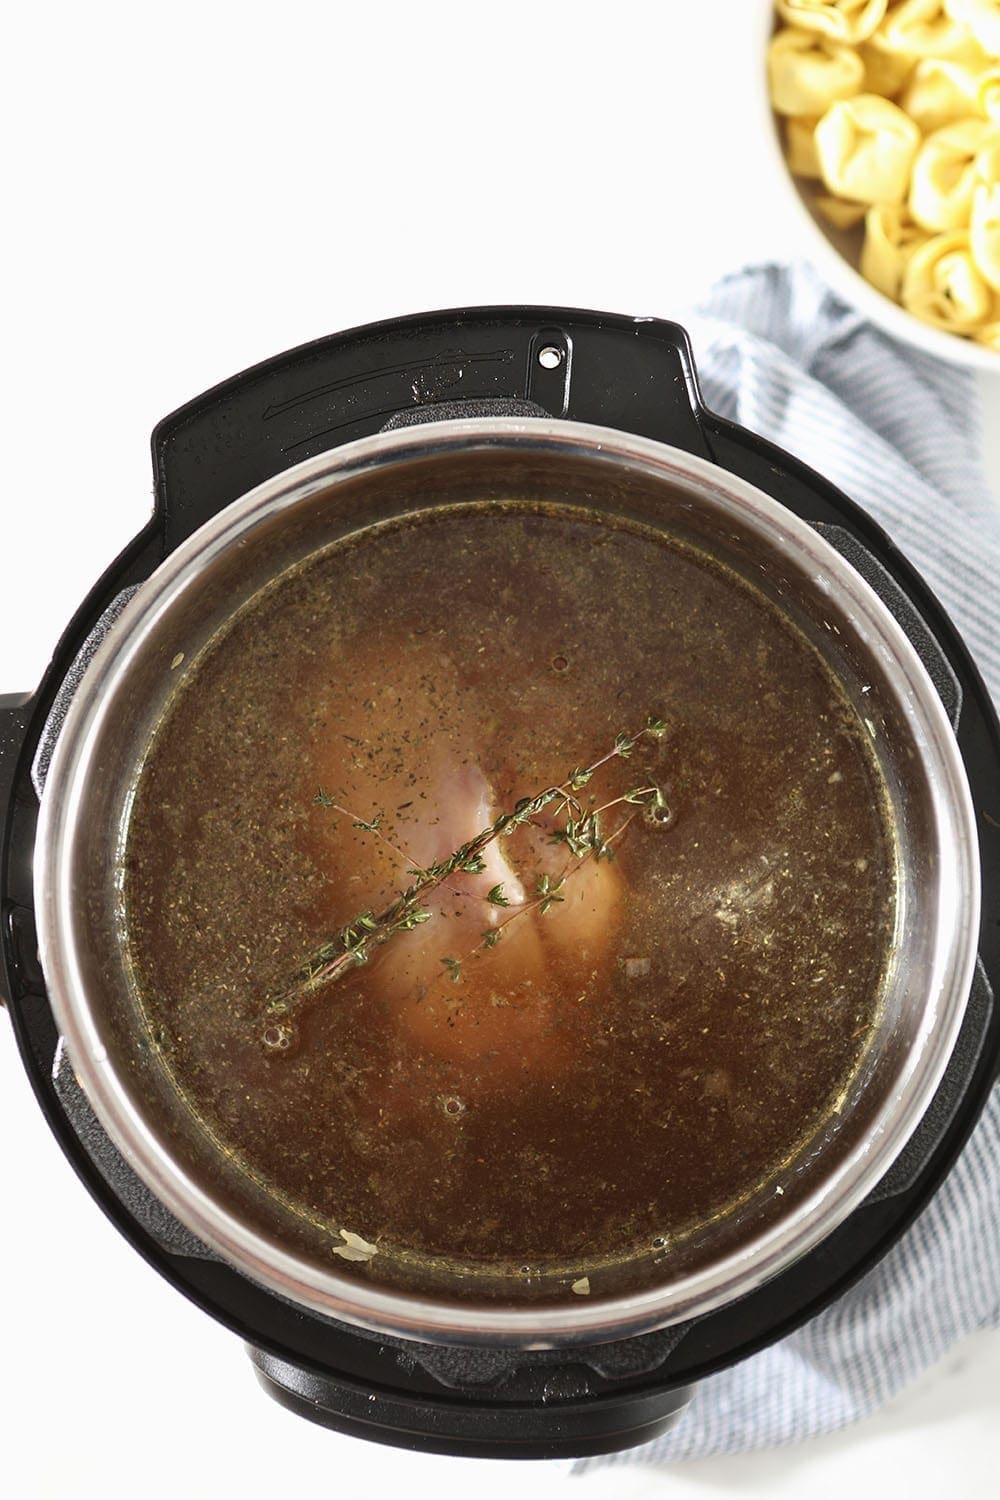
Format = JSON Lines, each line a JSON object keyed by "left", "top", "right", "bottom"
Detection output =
{"left": 34, "top": 417, "right": 981, "bottom": 1346}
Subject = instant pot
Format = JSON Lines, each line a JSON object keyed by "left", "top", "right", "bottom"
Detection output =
{"left": 2, "top": 307, "right": 998, "bottom": 1459}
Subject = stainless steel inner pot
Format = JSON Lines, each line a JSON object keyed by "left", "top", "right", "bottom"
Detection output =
{"left": 35, "top": 418, "right": 980, "bottom": 1347}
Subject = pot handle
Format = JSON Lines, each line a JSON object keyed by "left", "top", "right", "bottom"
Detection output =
{"left": 0, "top": 693, "right": 31, "bottom": 804}
{"left": 152, "top": 307, "right": 714, "bottom": 550}
{"left": 0, "top": 693, "right": 35, "bottom": 1009}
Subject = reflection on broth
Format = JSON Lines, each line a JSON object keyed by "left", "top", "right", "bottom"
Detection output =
{"left": 122, "top": 505, "right": 896, "bottom": 1296}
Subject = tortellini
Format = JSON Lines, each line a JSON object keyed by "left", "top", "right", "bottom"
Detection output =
{"left": 945, "top": 1, "right": 1000, "bottom": 55}
{"left": 971, "top": 179, "right": 1000, "bottom": 284}
{"left": 770, "top": 0, "right": 1000, "bottom": 347}
{"left": 901, "top": 230, "right": 996, "bottom": 326}
{"left": 877, "top": 0, "right": 978, "bottom": 59}
{"left": 979, "top": 65, "right": 1000, "bottom": 120}
{"left": 860, "top": 38, "right": 917, "bottom": 93}
{"left": 769, "top": 27, "right": 866, "bottom": 114}
{"left": 860, "top": 204, "right": 933, "bottom": 294}
{"left": 901, "top": 57, "right": 984, "bottom": 131}
{"left": 977, "top": 132, "right": 1000, "bottom": 184}
{"left": 815, "top": 94, "right": 922, "bottom": 201}
{"left": 909, "top": 118, "right": 996, "bottom": 228}
{"left": 776, "top": 0, "right": 888, "bottom": 44}
{"left": 786, "top": 115, "right": 825, "bottom": 175}
{"left": 815, "top": 194, "right": 870, "bottom": 224}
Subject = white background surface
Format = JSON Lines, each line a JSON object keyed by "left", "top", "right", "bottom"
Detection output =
{"left": 1, "top": 3, "right": 997, "bottom": 1497}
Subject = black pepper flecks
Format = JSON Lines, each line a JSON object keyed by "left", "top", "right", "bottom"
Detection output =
{"left": 123, "top": 505, "right": 896, "bottom": 1291}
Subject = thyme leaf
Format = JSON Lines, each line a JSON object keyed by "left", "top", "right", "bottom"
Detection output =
{"left": 352, "top": 813, "right": 384, "bottom": 834}
{"left": 536, "top": 873, "right": 566, "bottom": 914}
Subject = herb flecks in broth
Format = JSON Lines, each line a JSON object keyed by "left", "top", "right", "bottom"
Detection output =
{"left": 122, "top": 507, "right": 896, "bottom": 1292}
{"left": 262, "top": 718, "right": 671, "bottom": 1049}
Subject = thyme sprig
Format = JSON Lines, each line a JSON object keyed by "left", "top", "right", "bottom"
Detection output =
{"left": 260, "top": 717, "right": 670, "bottom": 1045}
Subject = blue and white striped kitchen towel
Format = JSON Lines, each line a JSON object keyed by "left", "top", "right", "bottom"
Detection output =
{"left": 577, "top": 262, "right": 1000, "bottom": 1467}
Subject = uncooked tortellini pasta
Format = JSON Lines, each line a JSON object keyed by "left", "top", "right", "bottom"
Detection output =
{"left": 776, "top": 0, "right": 888, "bottom": 44}
{"left": 815, "top": 94, "right": 921, "bottom": 201}
{"left": 971, "top": 180, "right": 1000, "bottom": 284}
{"left": 901, "top": 230, "right": 995, "bottom": 327}
{"left": 860, "top": 204, "right": 932, "bottom": 295}
{"left": 769, "top": 27, "right": 866, "bottom": 114}
{"left": 978, "top": 134, "right": 1000, "bottom": 177}
{"left": 859, "top": 37, "right": 916, "bottom": 93}
{"left": 786, "top": 115, "right": 824, "bottom": 174}
{"left": 979, "top": 65, "right": 1000, "bottom": 120}
{"left": 770, "top": 0, "right": 1000, "bottom": 348}
{"left": 910, "top": 118, "right": 996, "bottom": 229}
{"left": 815, "top": 194, "right": 870, "bottom": 224}
{"left": 878, "top": 0, "right": 977, "bottom": 59}
{"left": 901, "top": 57, "right": 984, "bottom": 131}
{"left": 945, "top": 0, "right": 1000, "bottom": 55}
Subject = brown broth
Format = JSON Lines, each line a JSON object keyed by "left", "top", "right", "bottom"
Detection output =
{"left": 122, "top": 506, "right": 896, "bottom": 1288}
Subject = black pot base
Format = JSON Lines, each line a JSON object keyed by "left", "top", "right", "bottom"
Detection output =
{"left": 249, "top": 1346, "right": 694, "bottom": 1460}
